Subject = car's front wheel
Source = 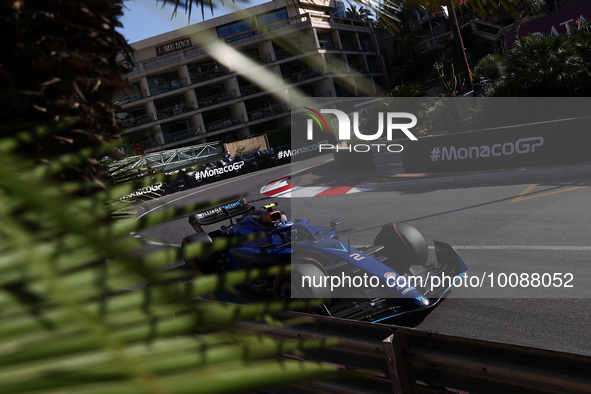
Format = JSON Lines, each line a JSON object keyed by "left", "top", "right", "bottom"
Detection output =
{"left": 373, "top": 223, "right": 429, "bottom": 274}
{"left": 273, "top": 259, "right": 331, "bottom": 305}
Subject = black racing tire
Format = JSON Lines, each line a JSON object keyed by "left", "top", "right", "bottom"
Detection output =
{"left": 181, "top": 232, "right": 216, "bottom": 273}
{"left": 274, "top": 259, "right": 331, "bottom": 306}
{"left": 373, "top": 223, "right": 428, "bottom": 273}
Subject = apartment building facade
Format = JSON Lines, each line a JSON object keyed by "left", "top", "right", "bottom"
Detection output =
{"left": 115, "top": 0, "right": 388, "bottom": 154}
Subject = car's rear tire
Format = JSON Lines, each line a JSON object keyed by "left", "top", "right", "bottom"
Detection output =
{"left": 373, "top": 223, "right": 428, "bottom": 274}
{"left": 181, "top": 232, "right": 217, "bottom": 273}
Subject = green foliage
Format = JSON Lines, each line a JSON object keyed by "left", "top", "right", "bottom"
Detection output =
{"left": 482, "top": 32, "right": 591, "bottom": 97}
{"left": 0, "top": 0, "right": 131, "bottom": 190}
{"left": 0, "top": 137, "right": 340, "bottom": 393}
{"left": 434, "top": 63, "right": 458, "bottom": 97}
{"left": 385, "top": 84, "right": 427, "bottom": 97}
{"left": 475, "top": 54, "right": 507, "bottom": 85}
{"left": 506, "top": 34, "right": 588, "bottom": 96}
{"left": 248, "top": 125, "right": 291, "bottom": 148}
{"left": 0, "top": 1, "right": 344, "bottom": 392}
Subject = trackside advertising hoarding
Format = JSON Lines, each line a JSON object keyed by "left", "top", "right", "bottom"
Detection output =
{"left": 400, "top": 99, "right": 591, "bottom": 173}
{"left": 289, "top": 97, "right": 591, "bottom": 300}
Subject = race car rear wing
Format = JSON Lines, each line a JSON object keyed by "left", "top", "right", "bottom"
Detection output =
{"left": 189, "top": 198, "right": 254, "bottom": 230}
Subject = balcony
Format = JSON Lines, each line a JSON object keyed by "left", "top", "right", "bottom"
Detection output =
{"left": 274, "top": 42, "right": 316, "bottom": 61}
{"left": 360, "top": 43, "right": 376, "bottom": 52}
{"left": 163, "top": 127, "right": 203, "bottom": 144}
{"left": 205, "top": 114, "right": 244, "bottom": 133}
{"left": 198, "top": 90, "right": 237, "bottom": 108}
{"left": 240, "top": 84, "right": 263, "bottom": 97}
{"left": 122, "top": 138, "right": 160, "bottom": 155}
{"left": 341, "top": 42, "right": 358, "bottom": 51}
{"left": 282, "top": 68, "right": 322, "bottom": 84}
{"left": 121, "top": 113, "right": 154, "bottom": 129}
{"left": 149, "top": 78, "right": 188, "bottom": 96}
{"left": 247, "top": 103, "right": 288, "bottom": 121}
{"left": 336, "top": 88, "right": 354, "bottom": 97}
{"left": 189, "top": 67, "right": 230, "bottom": 84}
{"left": 113, "top": 89, "right": 147, "bottom": 105}
{"left": 221, "top": 14, "right": 311, "bottom": 43}
{"left": 184, "top": 45, "right": 208, "bottom": 59}
{"left": 367, "top": 64, "right": 383, "bottom": 74}
{"left": 249, "top": 53, "right": 272, "bottom": 65}
{"left": 143, "top": 53, "right": 181, "bottom": 69}
{"left": 313, "top": 91, "right": 333, "bottom": 97}
{"left": 318, "top": 40, "right": 338, "bottom": 50}
{"left": 156, "top": 101, "right": 196, "bottom": 120}
{"left": 324, "top": 15, "right": 370, "bottom": 29}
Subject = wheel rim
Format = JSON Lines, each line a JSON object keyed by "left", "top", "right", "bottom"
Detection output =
{"left": 278, "top": 280, "right": 291, "bottom": 301}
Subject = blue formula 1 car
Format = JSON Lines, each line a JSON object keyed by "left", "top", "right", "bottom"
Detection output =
{"left": 181, "top": 199, "right": 467, "bottom": 323}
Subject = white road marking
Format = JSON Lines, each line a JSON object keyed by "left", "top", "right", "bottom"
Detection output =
{"left": 290, "top": 186, "right": 330, "bottom": 197}
{"left": 445, "top": 245, "right": 591, "bottom": 251}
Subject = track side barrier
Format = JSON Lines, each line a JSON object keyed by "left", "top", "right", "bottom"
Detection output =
{"left": 238, "top": 312, "right": 591, "bottom": 394}
{"left": 338, "top": 117, "right": 591, "bottom": 175}
{"left": 402, "top": 117, "right": 591, "bottom": 174}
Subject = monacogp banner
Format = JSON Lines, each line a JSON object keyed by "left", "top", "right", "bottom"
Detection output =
{"left": 121, "top": 138, "right": 330, "bottom": 200}
{"left": 401, "top": 117, "right": 590, "bottom": 173}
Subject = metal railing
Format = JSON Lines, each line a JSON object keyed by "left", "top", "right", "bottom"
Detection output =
{"left": 148, "top": 78, "right": 188, "bottom": 96}
{"left": 197, "top": 90, "right": 236, "bottom": 108}
{"left": 143, "top": 53, "right": 181, "bottom": 69}
{"left": 367, "top": 64, "right": 383, "bottom": 73}
{"left": 239, "top": 84, "right": 263, "bottom": 97}
{"left": 121, "top": 137, "right": 160, "bottom": 155}
{"left": 341, "top": 42, "right": 358, "bottom": 51}
{"left": 249, "top": 53, "right": 272, "bottom": 65}
{"left": 336, "top": 88, "right": 354, "bottom": 97}
{"left": 189, "top": 67, "right": 230, "bottom": 84}
{"left": 282, "top": 68, "right": 322, "bottom": 84}
{"left": 204, "top": 114, "right": 244, "bottom": 133}
{"left": 330, "top": 15, "right": 370, "bottom": 28}
{"left": 318, "top": 40, "right": 337, "bottom": 50}
{"left": 183, "top": 45, "right": 207, "bottom": 59}
{"left": 113, "top": 89, "right": 146, "bottom": 105}
{"left": 247, "top": 103, "right": 288, "bottom": 121}
{"left": 237, "top": 312, "right": 591, "bottom": 394}
{"left": 274, "top": 42, "right": 316, "bottom": 60}
{"left": 156, "top": 101, "right": 196, "bottom": 119}
{"left": 360, "top": 43, "right": 376, "bottom": 52}
{"left": 221, "top": 14, "right": 311, "bottom": 43}
{"left": 313, "top": 91, "right": 333, "bottom": 97}
{"left": 121, "top": 114, "right": 154, "bottom": 129}
{"left": 163, "top": 127, "right": 202, "bottom": 144}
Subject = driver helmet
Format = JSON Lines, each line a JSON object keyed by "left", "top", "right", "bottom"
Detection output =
{"left": 261, "top": 202, "right": 291, "bottom": 228}
{"left": 262, "top": 210, "right": 282, "bottom": 226}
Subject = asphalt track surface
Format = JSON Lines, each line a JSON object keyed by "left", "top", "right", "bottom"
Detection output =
{"left": 134, "top": 154, "right": 591, "bottom": 357}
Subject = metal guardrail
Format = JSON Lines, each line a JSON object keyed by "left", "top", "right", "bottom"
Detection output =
{"left": 239, "top": 312, "right": 591, "bottom": 394}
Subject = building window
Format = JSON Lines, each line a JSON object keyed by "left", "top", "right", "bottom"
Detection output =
{"left": 217, "top": 19, "right": 255, "bottom": 42}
